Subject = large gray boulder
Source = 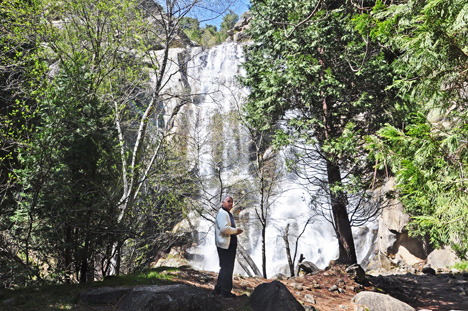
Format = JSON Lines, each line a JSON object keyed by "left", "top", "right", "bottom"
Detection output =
{"left": 366, "top": 178, "right": 431, "bottom": 271}
{"left": 426, "top": 246, "right": 461, "bottom": 270}
{"left": 352, "top": 291, "right": 415, "bottom": 311}
{"left": 79, "top": 284, "right": 221, "bottom": 311}
{"left": 249, "top": 280, "right": 305, "bottom": 311}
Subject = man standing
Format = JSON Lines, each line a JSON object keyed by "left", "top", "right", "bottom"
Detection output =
{"left": 213, "top": 196, "right": 243, "bottom": 298}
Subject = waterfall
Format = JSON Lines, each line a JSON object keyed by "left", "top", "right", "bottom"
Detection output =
{"left": 159, "top": 42, "right": 377, "bottom": 277}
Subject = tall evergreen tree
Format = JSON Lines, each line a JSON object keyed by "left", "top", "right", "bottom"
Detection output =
{"left": 242, "top": 0, "right": 407, "bottom": 263}
{"left": 359, "top": 0, "right": 468, "bottom": 257}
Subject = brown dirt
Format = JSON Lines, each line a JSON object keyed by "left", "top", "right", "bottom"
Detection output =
{"left": 172, "top": 265, "right": 468, "bottom": 311}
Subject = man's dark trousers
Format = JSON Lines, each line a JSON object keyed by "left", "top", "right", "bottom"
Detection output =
{"left": 214, "top": 236, "right": 237, "bottom": 296}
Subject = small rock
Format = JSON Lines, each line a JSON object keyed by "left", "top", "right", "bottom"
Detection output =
{"left": 329, "top": 285, "right": 338, "bottom": 292}
{"left": 271, "top": 273, "right": 288, "bottom": 281}
{"left": 293, "top": 283, "right": 303, "bottom": 291}
{"left": 298, "top": 261, "right": 322, "bottom": 275}
{"left": 304, "top": 294, "right": 316, "bottom": 304}
{"left": 422, "top": 265, "right": 436, "bottom": 275}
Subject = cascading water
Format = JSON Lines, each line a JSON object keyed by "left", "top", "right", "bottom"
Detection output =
{"left": 161, "top": 42, "right": 377, "bottom": 277}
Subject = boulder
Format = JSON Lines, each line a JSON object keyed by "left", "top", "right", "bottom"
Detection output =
{"left": 79, "top": 287, "right": 130, "bottom": 305}
{"left": 366, "top": 178, "right": 431, "bottom": 270}
{"left": 392, "top": 245, "right": 423, "bottom": 267}
{"left": 422, "top": 265, "right": 436, "bottom": 275}
{"left": 271, "top": 273, "right": 288, "bottom": 281}
{"left": 79, "top": 284, "right": 221, "bottom": 311}
{"left": 352, "top": 291, "right": 415, "bottom": 311}
{"left": 249, "top": 280, "right": 305, "bottom": 311}
{"left": 345, "top": 264, "right": 367, "bottom": 284}
{"left": 426, "top": 246, "right": 461, "bottom": 270}
{"left": 233, "top": 12, "right": 253, "bottom": 32}
{"left": 297, "top": 261, "right": 321, "bottom": 275}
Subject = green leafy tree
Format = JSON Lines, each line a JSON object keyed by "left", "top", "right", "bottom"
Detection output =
{"left": 17, "top": 56, "right": 121, "bottom": 283}
{"left": 359, "top": 0, "right": 468, "bottom": 257}
{"left": 39, "top": 0, "right": 240, "bottom": 275}
{"left": 180, "top": 10, "right": 239, "bottom": 46}
{"left": 220, "top": 10, "right": 239, "bottom": 33}
{"left": 0, "top": 0, "right": 49, "bottom": 286}
{"left": 242, "top": 0, "right": 405, "bottom": 264}
{"left": 180, "top": 16, "right": 202, "bottom": 43}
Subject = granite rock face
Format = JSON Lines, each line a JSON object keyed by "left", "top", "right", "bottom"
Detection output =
{"left": 367, "top": 178, "right": 434, "bottom": 272}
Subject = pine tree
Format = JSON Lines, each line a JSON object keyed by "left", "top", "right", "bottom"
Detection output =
{"left": 242, "top": 0, "right": 406, "bottom": 263}
{"left": 360, "top": 0, "right": 468, "bottom": 257}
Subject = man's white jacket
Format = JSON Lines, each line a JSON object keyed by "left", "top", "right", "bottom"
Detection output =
{"left": 215, "top": 208, "right": 238, "bottom": 249}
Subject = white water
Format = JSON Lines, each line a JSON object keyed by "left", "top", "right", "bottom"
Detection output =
{"left": 160, "top": 42, "right": 377, "bottom": 277}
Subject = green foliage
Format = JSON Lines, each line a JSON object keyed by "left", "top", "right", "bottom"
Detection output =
{"left": 221, "top": 10, "right": 239, "bottom": 33}
{"left": 355, "top": 0, "right": 468, "bottom": 111}
{"left": 453, "top": 261, "right": 468, "bottom": 272}
{"left": 0, "top": 0, "right": 50, "bottom": 287}
{"left": 240, "top": 0, "right": 408, "bottom": 263}
{"left": 241, "top": 0, "right": 404, "bottom": 204}
{"left": 180, "top": 11, "right": 239, "bottom": 47}
{"left": 368, "top": 113, "right": 468, "bottom": 257}
{"left": 16, "top": 55, "right": 122, "bottom": 283}
{"left": 361, "top": 0, "right": 468, "bottom": 257}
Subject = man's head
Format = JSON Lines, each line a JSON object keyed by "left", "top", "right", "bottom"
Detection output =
{"left": 222, "top": 196, "right": 233, "bottom": 211}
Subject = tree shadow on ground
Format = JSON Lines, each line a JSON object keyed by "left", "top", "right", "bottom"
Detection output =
{"left": 368, "top": 273, "right": 468, "bottom": 310}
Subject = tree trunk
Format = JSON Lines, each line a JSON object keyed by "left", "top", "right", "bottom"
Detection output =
{"left": 237, "top": 259, "right": 253, "bottom": 277}
{"left": 237, "top": 244, "right": 262, "bottom": 277}
{"left": 64, "top": 225, "right": 72, "bottom": 283}
{"left": 282, "top": 223, "right": 295, "bottom": 277}
{"left": 261, "top": 224, "right": 267, "bottom": 278}
{"left": 326, "top": 160, "right": 357, "bottom": 264}
{"left": 79, "top": 238, "right": 89, "bottom": 283}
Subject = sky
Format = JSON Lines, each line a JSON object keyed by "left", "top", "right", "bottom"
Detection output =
{"left": 198, "top": 0, "right": 251, "bottom": 28}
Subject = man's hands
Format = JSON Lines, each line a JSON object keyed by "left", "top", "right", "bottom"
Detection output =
{"left": 236, "top": 228, "right": 243, "bottom": 235}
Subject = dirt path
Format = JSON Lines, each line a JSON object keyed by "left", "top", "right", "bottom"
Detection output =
{"left": 173, "top": 266, "right": 468, "bottom": 311}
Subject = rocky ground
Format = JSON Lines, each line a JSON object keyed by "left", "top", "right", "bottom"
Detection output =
{"left": 171, "top": 265, "right": 468, "bottom": 311}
